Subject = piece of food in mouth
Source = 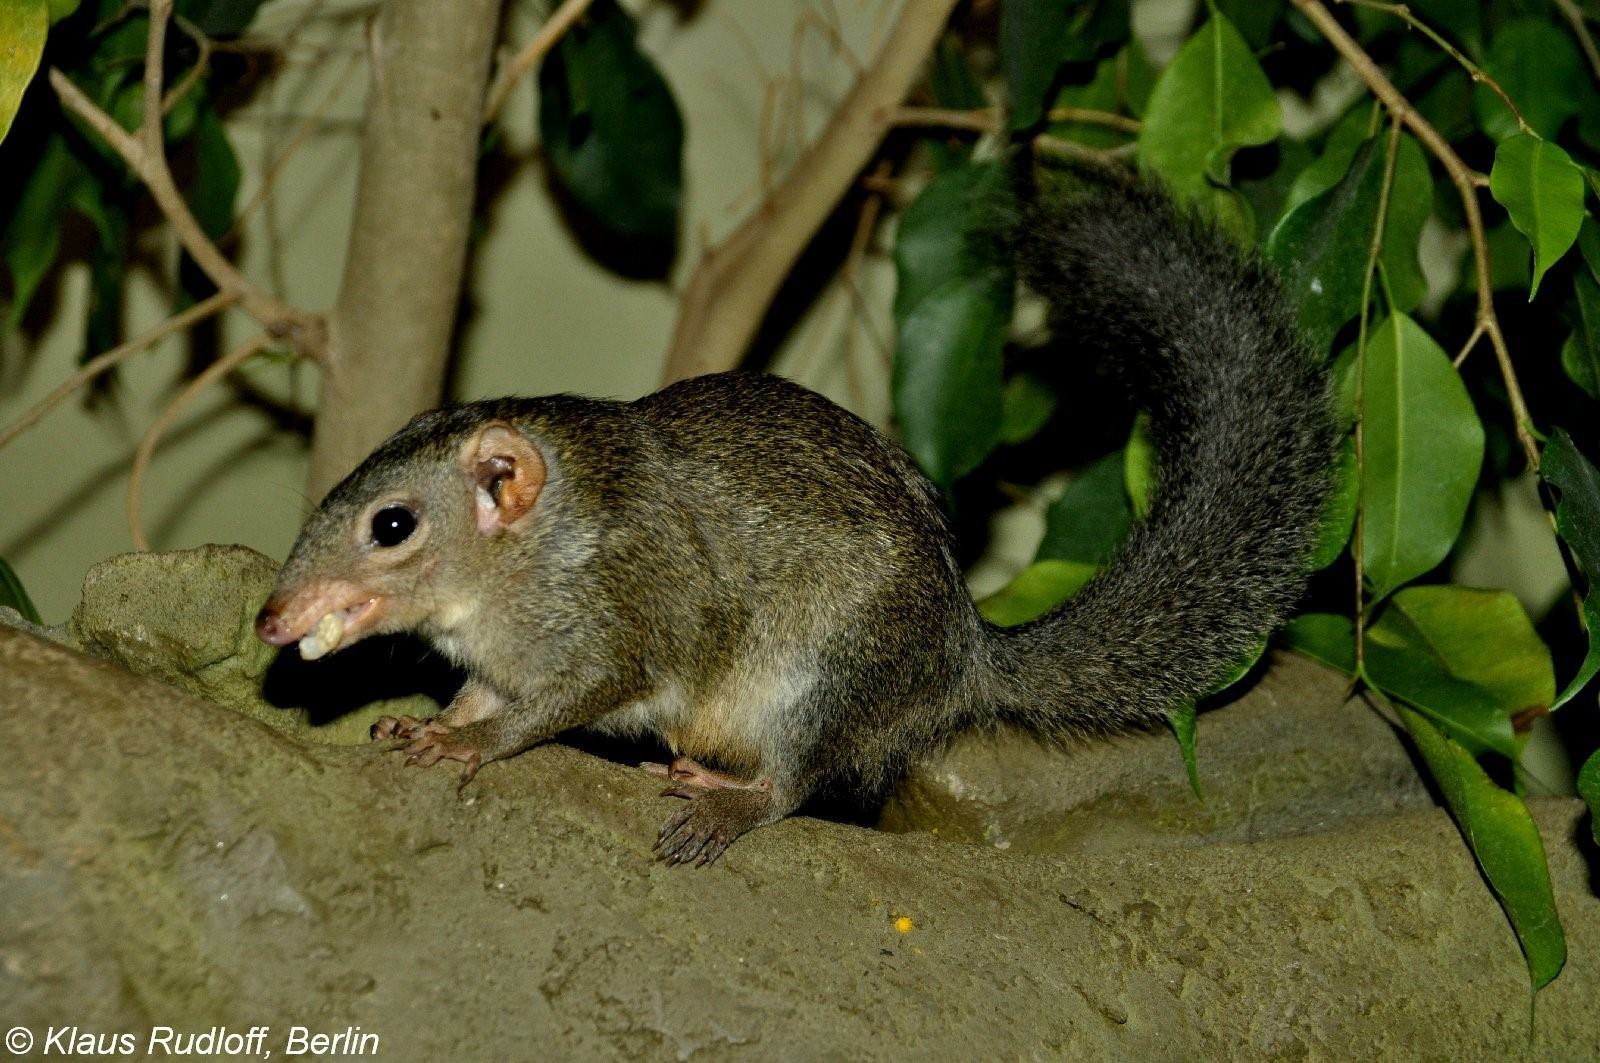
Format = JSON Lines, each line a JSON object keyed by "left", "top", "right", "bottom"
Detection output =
{"left": 299, "top": 610, "right": 346, "bottom": 661}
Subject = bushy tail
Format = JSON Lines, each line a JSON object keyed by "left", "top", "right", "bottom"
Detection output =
{"left": 981, "top": 175, "right": 1337, "bottom": 735}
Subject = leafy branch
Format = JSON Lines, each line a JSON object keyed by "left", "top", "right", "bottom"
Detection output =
{"left": 1291, "top": 0, "right": 1542, "bottom": 477}
{"left": 46, "top": 0, "right": 323, "bottom": 356}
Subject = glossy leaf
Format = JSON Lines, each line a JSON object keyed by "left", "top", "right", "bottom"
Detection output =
{"left": 1541, "top": 430, "right": 1600, "bottom": 709}
{"left": 1309, "top": 435, "right": 1359, "bottom": 570}
{"left": 538, "top": 0, "right": 683, "bottom": 245}
{"left": 1036, "top": 451, "right": 1133, "bottom": 565}
{"left": 1268, "top": 132, "right": 1431, "bottom": 347}
{"left": 0, "top": 0, "right": 46, "bottom": 146}
{"left": 1475, "top": 19, "right": 1583, "bottom": 142}
{"left": 1123, "top": 413, "right": 1155, "bottom": 519}
{"left": 1049, "top": 44, "right": 1153, "bottom": 149}
{"left": 1562, "top": 332, "right": 1600, "bottom": 400}
{"left": 1168, "top": 702, "right": 1201, "bottom": 798}
{"left": 1361, "top": 314, "right": 1484, "bottom": 601}
{"left": 894, "top": 276, "right": 1009, "bottom": 488}
{"left": 1565, "top": 270, "right": 1600, "bottom": 399}
{"left": 1001, "top": 0, "right": 1073, "bottom": 129}
{"left": 1396, "top": 706, "right": 1566, "bottom": 993}
{"left": 1137, "top": 8, "right": 1280, "bottom": 200}
{"left": 1578, "top": 748, "right": 1600, "bottom": 846}
{"left": 977, "top": 559, "right": 1098, "bottom": 627}
{"left": 927, "top": 35, "right": 985, "bottom": 171}
{"left": 1059, "top": 0, "right": 1130, "bottom": 64}
{"left": 893, "top": 161, "right": 1013, "bottom": 488}
{"left": 1371, "top": 585, "right": 1554, "bottom": 722}
{"left": 1282, "top": 612, "right": 1356, "bottom": 674}
{"left": 177, "top": 0, "right": 267, "bottom": 37}
{"left": 1489, "top": 134, "right": 1585, "bottom": 298}
{"left": 999, "top": 371, "right": 1056, "bottom": 446}
{"left": 3, "top": 133, "right": 75, "bottom": 330}
{"left": 0, "top": 555, "right": 40, "bottom": 624}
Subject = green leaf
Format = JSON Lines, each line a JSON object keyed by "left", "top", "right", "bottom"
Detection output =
{"left": 1564, "top": 271, "right": 1600, "bottom": 399}
{"left": 1212, "top": 0, "right": 1284, "bottom": 50}
{"left": 893, "top": 161, "right": 1014, "bottom": 488}
{"left": 1123, "top": 412, "right": 1155, "bottom": 519}
{"left": 1361, "top": 314, "right": 1485, "bottom": 601}
{"left": 1374, "top": 585, "right": 1554, "bottom": 716}
{"left": 1578, "top": 748, "right": 1600, "bottom": 847}
{"left": 177, "top": 0, "right": 267, "bottom": 38}
{"left": 1396, "top": 706, "right": 1565, "bottom": 993}
{"left": 999, "top": 371, "right": 1056, "bottom": 446}
{"left": 3, "top": 133, "right": 75, "bottom": 330}
{"left": 1474, "top": 18, "right": 1583, "bottom": 142}
{"left": 1049, "top": 43, "right": 1153, "bottom": 149}
{"left": 1283, "top": 612, "right": 1356, "bottom": 674}
{"left": 894, "top": 276, "right": 1009, "bottom": 487}
{"left": 1309, "top": 434, "right": 1359, "bottom": 570}
{"left": 1168, "top": 701, "right": 1201, "bottom": 798}
{"left": 1136, "top": 7, "right": 1280, "bottom": 200}
{"left": 927, "top": 34, "right": 985, "bottom": 171}
{"left": 1363, "top": 585, "right": 1555, "bottom": 757}
{"left": 977, "top": 559, "right": 1099, "bottom": 627}
{"left": 1578, "top": 216, "right": 1600, "bottom": 282}
{"left": 1059, "top": 0, "right": 1130, "bottom": 64}
{"left": 1037, "top": 451, "right": 1133, "bottom": 565}
{"left": 538, "top": 0, "right": 683, "bottom": 244}
{"left": 0, "top": 0, "right": 47, "bottom": 147}
{"left": 1489, "top": 134, "right": 1585, "bottom": 298}
{"left": 892, "top": 161, "right": 1011, "bottom": 318}
{"left": 1166, "top": 638, "right": 1263, "bottom": 800}
{"left": 1282, "top": 105, "right": 1375, "bottom": 214}
{"left": 1562, "top": 332, "right": 1600, "bottom": 400}
{"left": 1267, "top": 132, "right": 1432, "bottom": 348}
{"left": 0, "top": 554, "right": 40, "bottom": 624}
{"left": 1540, "top": 430, "right": 1600, "bottom": 709}
{"left": 48, "top": 0, "right": 78, "bottom": 23}
{"left": 1001, "top": 0, "right": 1073, "bottom": 129}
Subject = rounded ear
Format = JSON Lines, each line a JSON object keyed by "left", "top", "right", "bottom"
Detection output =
{"left": 462, "top": 421, "right": 546, "bottom": 534}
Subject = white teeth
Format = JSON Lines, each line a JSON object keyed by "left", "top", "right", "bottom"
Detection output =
{"left": 298, "top": 610, "right": 346, "bottom": 661}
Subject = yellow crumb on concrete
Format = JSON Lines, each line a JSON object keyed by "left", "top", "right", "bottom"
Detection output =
{"left": 894, "top": 916, "right": 914, "bottom": 933}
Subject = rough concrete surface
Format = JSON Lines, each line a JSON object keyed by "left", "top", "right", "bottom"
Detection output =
{"left": 2, "top": 548, "right": 1600, "bottom": 1060}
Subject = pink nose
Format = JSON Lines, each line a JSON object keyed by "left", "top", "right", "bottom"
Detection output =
{"left": 255, "top": 606, "right": 295, "bottom": 646}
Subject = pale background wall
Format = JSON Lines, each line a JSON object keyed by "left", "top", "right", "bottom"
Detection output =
{"left": 0, "top": 0, "right": 1562, "bottom": 630}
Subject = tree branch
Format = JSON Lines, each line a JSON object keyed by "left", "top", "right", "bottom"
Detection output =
{"left": 310, "top": 0, "right": 504, "bottom": 497}
{"left": 1290, "top": 0, "right": 1543, "bottom": 476}
{"left": 0, "top": 292, "right": 238, "bottom": 453}
{"left": 128, "top": 333, "right": 272, "bottom": 551}
{"left": 660, "top": 0, "right": 961, "bottom": 385}
{"left": 481, "top": 0, "right": 596, "bottom": 125}
{"left": 48, "top": 64, "right": 323, "bottom": 355}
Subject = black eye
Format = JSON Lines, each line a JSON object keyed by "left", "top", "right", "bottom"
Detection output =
{"left": 371, "top": 505, "right": 416, "bottom": 547}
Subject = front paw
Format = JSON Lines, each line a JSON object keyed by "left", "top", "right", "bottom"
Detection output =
{"left": 386, "top": 723, "right": 483, "bottom": 789}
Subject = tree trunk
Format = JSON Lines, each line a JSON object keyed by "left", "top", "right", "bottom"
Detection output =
{"left": 308, "top": 0, "right": 504, "bottom": 499}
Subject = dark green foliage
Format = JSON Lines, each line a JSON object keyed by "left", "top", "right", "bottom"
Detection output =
{"left": 538, "top": 0, "right": 683, "bottom": 250}
{"left": 892, "top": 0, "right": 1600, "bottom": 998}
{"left": 0, "top": 556, "right": 40, "bottom": 624}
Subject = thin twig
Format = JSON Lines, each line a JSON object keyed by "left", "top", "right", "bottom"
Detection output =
{"left": 0, "top": 292, "right": 239, "bottom": 453}
{"left": 1352, "top": 117, "right": 1405, "bottom": 675}
{"left": 661, "top": 0, "right": 960, "bottom": 383}
{"left": 163, "top": 15, "right": 212, "bottom": 116}
{"left": 889, "top": 104, "right": 1140, "bottom": 135}
{"left": 49, "top": 65, "right": 324, "bottom": 355}
{"left": 1340, "top": 0, "right": 1534, "bottom": 136}
{"left": 1291, "top": 0, "right": 1543, "bottom": 478}
{"left": 141, "top": 0, "right": 172, "bottom": 154}
{"left": 1452, "top": 320, "right": 1485, "bottom": 368}
{"left": 1554, "top": 0, "right": 1600, "bottom": 83}
{"left": 128, "top": 333, "right": 272, "bottom": 551}
{"left": 481, "top": 0, "right": 596, "bottom": 125}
